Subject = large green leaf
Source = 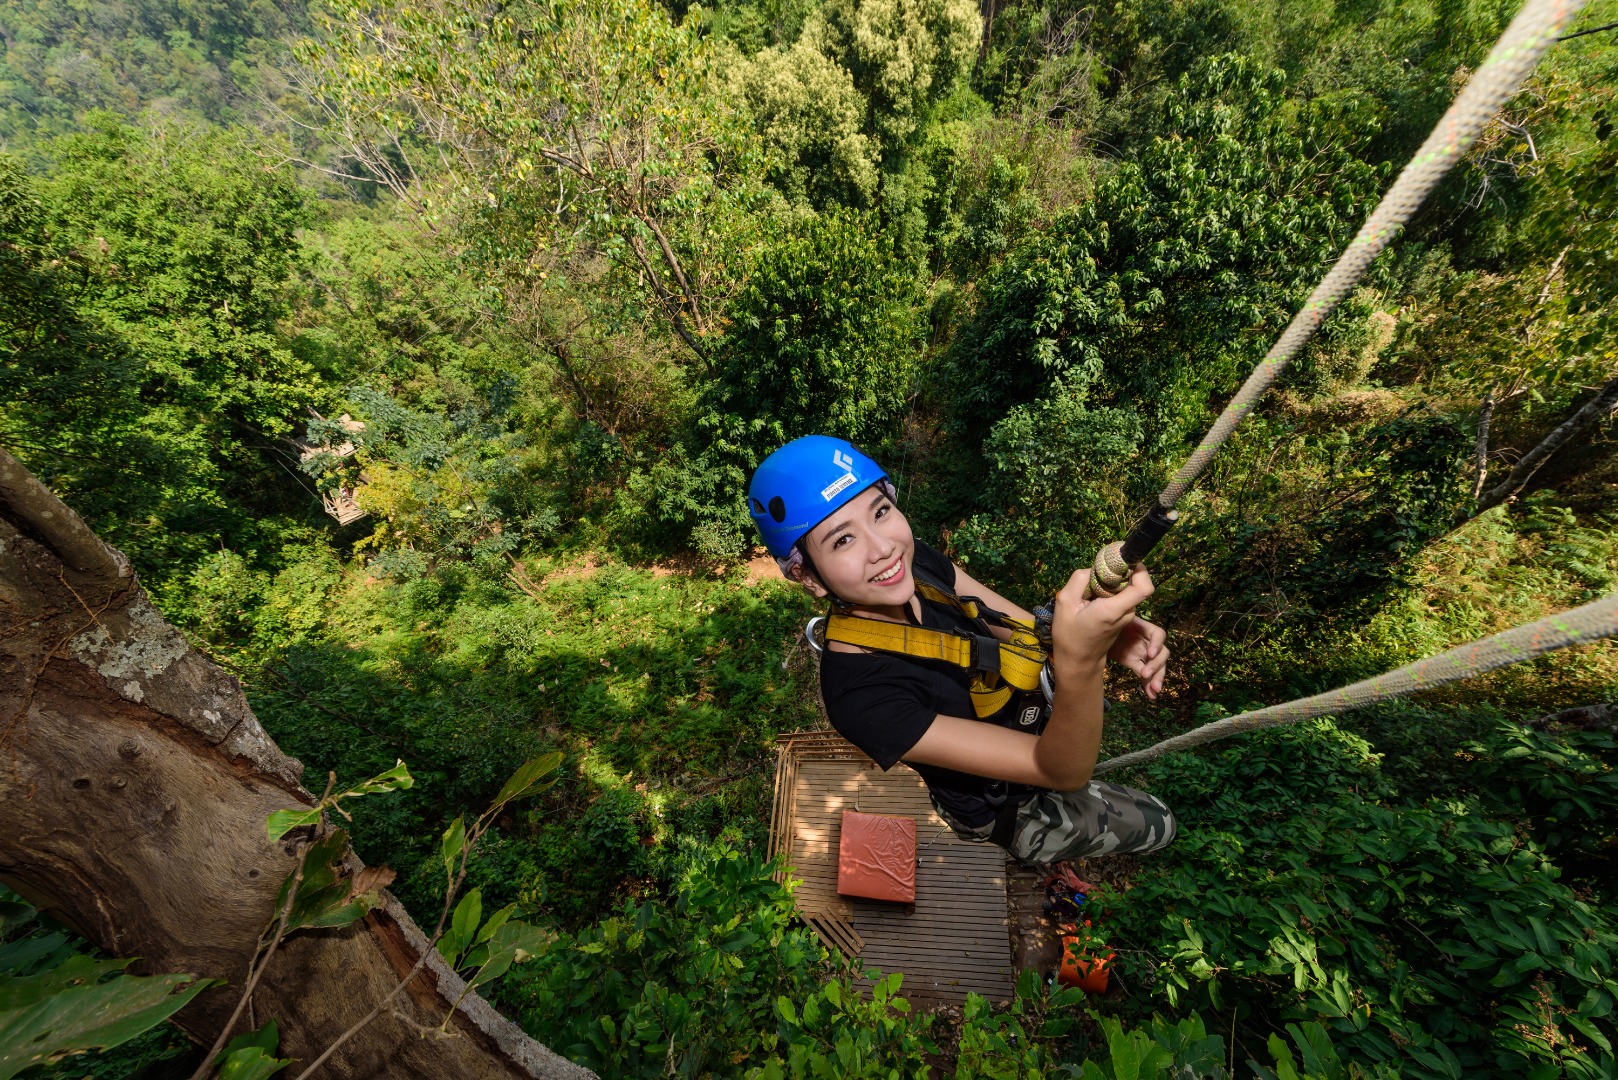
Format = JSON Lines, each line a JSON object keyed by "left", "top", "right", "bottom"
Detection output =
{"left": 438, "top": 888, "right": 483, "bottom": 968}
{"left": 0, "top": 933, "right": 73, "bottom": 977}
{"left": 440, "top": 816, "right": 467, "bottom": 881}
{"left": 0, "top": 954, "right": 216, "bottom": 1079}
{"left": 490, "top": 752, "right": 563, "bottom": 812}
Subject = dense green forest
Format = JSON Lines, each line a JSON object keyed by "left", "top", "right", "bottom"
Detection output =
{"left": 2, "top": 0, "right": 1616, "bottom": 1072}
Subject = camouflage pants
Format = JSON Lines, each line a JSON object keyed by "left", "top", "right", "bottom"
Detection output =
{"left": 933, "top": 781, "right": 1178, "bottom": 866}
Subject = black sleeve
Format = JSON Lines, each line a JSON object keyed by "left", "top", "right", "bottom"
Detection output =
{"left": 820, "top": 653, "right": 939, "bottom": 770}
{"left": 911, "top": 539, "right": 957, "bottom": 591}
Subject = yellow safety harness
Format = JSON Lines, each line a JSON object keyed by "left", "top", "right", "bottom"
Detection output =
{"left": 813, "top": 576, "right": 1050, "bottom": 720}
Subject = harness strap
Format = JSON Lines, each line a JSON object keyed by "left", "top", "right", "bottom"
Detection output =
{"left": 820, "top": 574, "right": 1048, "bottom": 720}
{"left": 989, "top": 799, "right": 1023, "bottom": 849}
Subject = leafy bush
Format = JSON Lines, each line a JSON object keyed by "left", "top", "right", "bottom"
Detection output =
{"left": 1111, "top": 717, "right": 1618, "bottom": 1079}
{"left": 950, "top": 394, "right": 1143, "bottom": 597}
{"left": 951, "top": 54, "right": 1381, "bottom": 449}
{"left": 506, "top": 848, "right": 831, "bottom": 1076}
{"left": 707, "top": 208, "right": 924, "bottom": 462}
{"left": 301, "top": 382, "right": 560, "bottom": 575}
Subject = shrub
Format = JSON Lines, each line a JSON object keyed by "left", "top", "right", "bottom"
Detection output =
{"left": 1112, "top": 717, "right": 1618, "bottom": 1079}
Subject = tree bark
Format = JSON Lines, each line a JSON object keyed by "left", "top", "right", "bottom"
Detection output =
{"left": 0, "top": 448, "right": 591, "bottom": 1079}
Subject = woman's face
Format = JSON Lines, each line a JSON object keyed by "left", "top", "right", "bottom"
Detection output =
{"left": 800, "top": 485, "right": 916, "bottom": 609}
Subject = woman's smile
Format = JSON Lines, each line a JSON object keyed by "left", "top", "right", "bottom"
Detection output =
{"left": 870, "top": 555, "right": 906, "bottom": 585}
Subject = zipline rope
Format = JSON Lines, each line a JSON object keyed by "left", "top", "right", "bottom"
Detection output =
{"left": 1091, "top": 0, "right": 1588, "bottom": 594}
{"left": 1158, "top": 0, "right": 1584, "bottom": 510}
{"left": 1093, "top": 589, "right": 1618, "bottom": 775}
{"left": 1083, "top": 0, "right": 1608, "bottom": 774}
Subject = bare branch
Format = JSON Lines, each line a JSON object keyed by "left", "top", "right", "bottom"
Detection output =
{"left": 1471, "top": 384, "right": 1496, "bottom": 501}
{"left": 1474, "top": 372, "right": 1618, "bottom": 516}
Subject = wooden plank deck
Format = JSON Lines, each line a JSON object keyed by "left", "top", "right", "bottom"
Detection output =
{"left": 769, "top": 732, "right": 1015, "bottom": 1003}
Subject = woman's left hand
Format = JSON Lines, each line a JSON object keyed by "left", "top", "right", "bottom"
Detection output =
{"left": 1108, "top": 617, "right": 1169, "bottom": 701}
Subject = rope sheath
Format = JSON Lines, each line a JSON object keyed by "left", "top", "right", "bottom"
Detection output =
{"left": 1093, "top": 590, "right": 1618, "bottom": 775}
{"left": 1156, "top": 0, "right": 1586, "bottom": 511}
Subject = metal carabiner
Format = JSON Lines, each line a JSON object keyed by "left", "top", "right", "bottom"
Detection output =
{"left": 803, "top": 615, "right": 827, "bottom": 654}
{"left": 1040, "top": 660, "right": 1055, "bottom": 704}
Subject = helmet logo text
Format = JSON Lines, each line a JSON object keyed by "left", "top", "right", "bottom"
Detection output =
{"left": 820, "top": 472, "right": 857, "bottom": 501}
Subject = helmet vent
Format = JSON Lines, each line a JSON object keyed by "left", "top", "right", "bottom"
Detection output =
{"left": 768, "top": 496, "right": 786, "bottom": 523}
{"left": 750, "top": 498, "right": 766, "bottom": 515}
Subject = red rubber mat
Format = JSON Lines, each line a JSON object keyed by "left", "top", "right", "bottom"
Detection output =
{"left": 836, "top": 810, "right": 916, "bottom": 903}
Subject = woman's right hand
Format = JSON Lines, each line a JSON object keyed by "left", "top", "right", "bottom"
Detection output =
{"left": 1048, "top": 564, "right": 1155, "bottom": 678}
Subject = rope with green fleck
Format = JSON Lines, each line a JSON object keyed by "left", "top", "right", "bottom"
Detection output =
{"left": 1092, "top": 590, "right": 1618, "bottom": 775}
{"left": 1089, "top": 0, "right": 1587, "bottom": 595}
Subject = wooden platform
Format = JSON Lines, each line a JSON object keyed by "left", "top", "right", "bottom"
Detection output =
{"left": 769, "top": 732, "right": 1015, "bottom": 1003}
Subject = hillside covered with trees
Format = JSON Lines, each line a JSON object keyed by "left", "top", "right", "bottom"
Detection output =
{"left": 2, "top": 0, "right": 1616, "bottom": 1073}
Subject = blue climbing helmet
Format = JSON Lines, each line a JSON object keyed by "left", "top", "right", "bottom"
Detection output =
{"left": 748, "top": 436, "right": 889, "bottom": 558}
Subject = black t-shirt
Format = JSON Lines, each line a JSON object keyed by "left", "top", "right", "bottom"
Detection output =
{"left": 819, "top": 540, "right": 1045, "bottom": 828}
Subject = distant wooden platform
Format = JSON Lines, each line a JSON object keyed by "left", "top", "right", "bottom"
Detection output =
{"left": 768, "top": 731, "right": 1015, "bottom": 1003}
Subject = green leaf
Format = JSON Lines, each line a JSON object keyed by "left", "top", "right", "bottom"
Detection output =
{"left": 454, "top": 888, "right": 482, "bottom": 946}
{"left": 1566, "top": 1012, "right": 1613, "bottom": 1055}
{"left": 439, "top": 888, "right": 483, "bottom": 968}
{"left": 441, "top": 816, "right": 467, "bottom": 881}
{"left": 1016, "top": 967, "right": 1040, "bottom": 1002}
{"left": 1107, "top": 1032, "right": 1141, "bottom": 1080}
{"left": 473, "top": 903, "right": 517, "bottom": 950}
{"left": 466, "top": 921, "right": 551, "bottom": 992}
{"left": 265, "top": 807, "right": 322, "bottom": 843}
{"left": 222, "top": 1019, "right": 280, "bottom": 1058}
{"left": 216, "top": 1046, "right": 294, "bottom": 1080}
{"left": 217, "top": 1021, "right": 292, "bottom": 1079}
{"left": 491, "top": 752, "right": 564, "bottom": 811}
{"left": 0, "top": 933, "right": 72, "bottom": 977}
{"left": 278, "top": 830, "right": 374, "bottom": 933}
{"left": 347, "top": 760, "right": 414, "bottom": 798}
{"left": 0, "top": 954, "right": 217, "bottom": 1080}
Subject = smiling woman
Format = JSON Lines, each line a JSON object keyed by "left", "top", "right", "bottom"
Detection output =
{"left": 747, "top": 436, "right": 1177, "bottom": 867}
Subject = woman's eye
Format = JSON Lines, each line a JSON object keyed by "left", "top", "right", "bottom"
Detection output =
{"left": 875, "top": 504, "right": 889, "bottom": 519}
{"left": 833, "top": 534, "right": 851, "bottom": 549}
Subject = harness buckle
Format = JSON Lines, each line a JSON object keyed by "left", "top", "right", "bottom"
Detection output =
{"left": 969, "top": 634, "right": 1002, "bottom": 674}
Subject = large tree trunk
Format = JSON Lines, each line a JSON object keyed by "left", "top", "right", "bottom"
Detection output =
{"left": 0, "top": 448, "right": 591, "bottom": 1079}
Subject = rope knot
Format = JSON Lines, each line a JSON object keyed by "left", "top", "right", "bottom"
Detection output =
{"left": 1090, "top": 541, "right": 1130, "bottom": 597}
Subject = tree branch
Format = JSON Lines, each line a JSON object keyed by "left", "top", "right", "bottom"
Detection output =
{"left": 1470, "top": 384, "right": 1496, "bottom": 501}
{"left": 1473, "top": 372, "right": 1618, "bottom": 516}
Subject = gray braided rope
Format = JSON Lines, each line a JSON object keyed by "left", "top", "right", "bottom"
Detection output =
{"left": 1093, "top": 590, "right": 1618, "bottom": 775}
{"left": 1156, "top": 0, "right": 1586, "bottom": 510}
